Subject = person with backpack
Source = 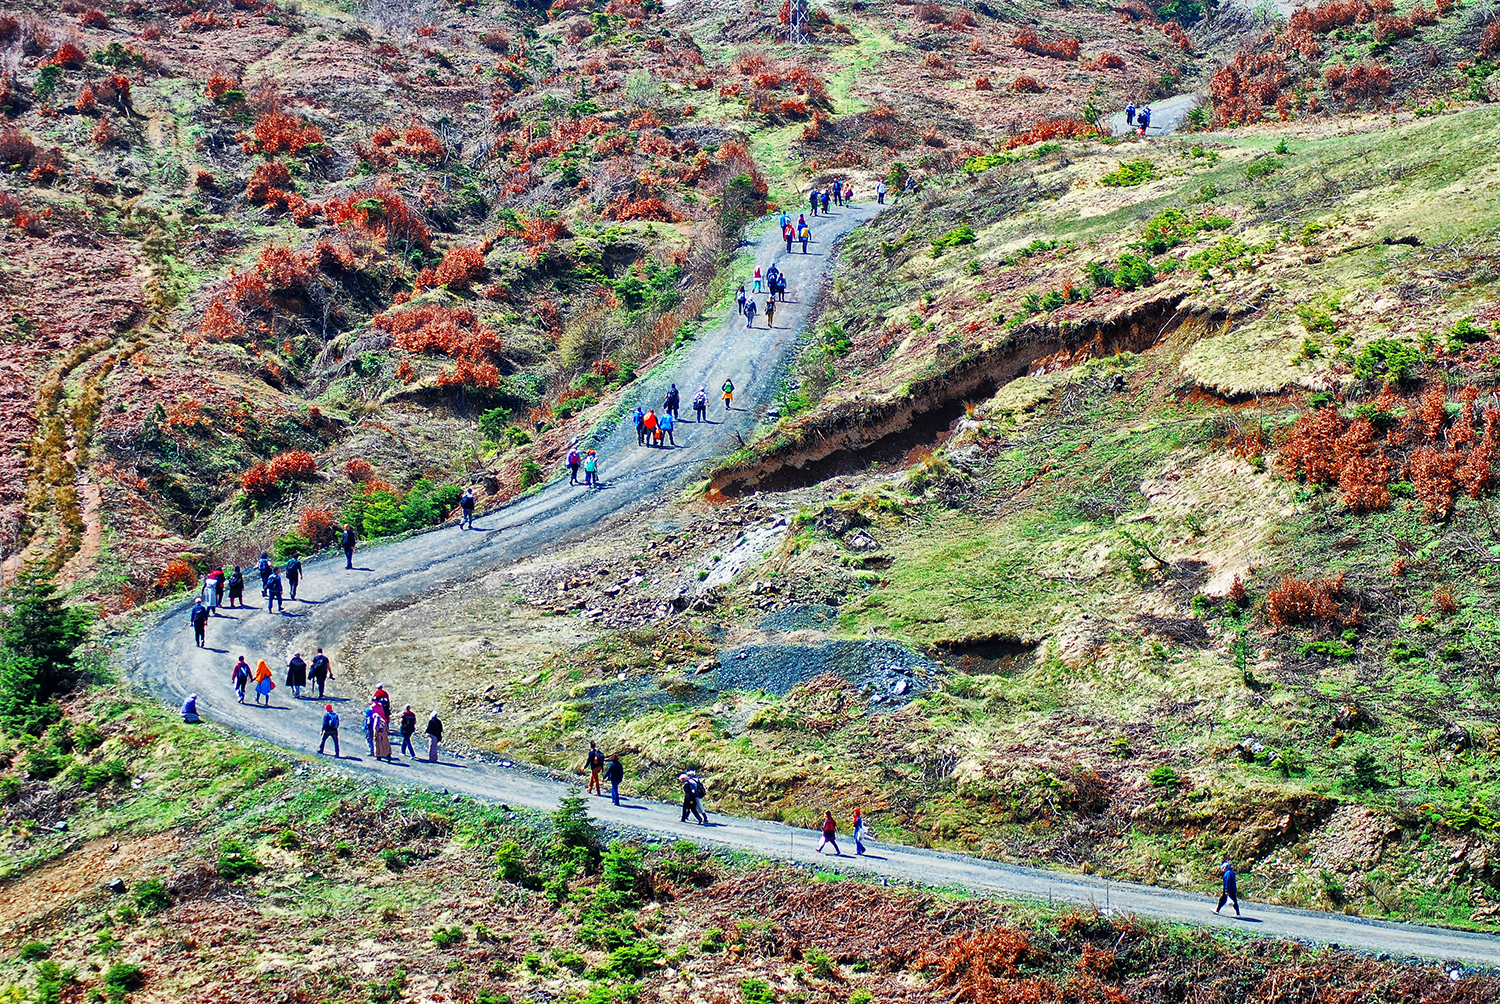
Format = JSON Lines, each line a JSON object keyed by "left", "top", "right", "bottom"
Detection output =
{"left": 799, "top": 222, "right": 810, "bottom": 254}
{"left": 266, "top": 568, "right": 284, "bottom": 614}
{"left": 852, "top": 807, "right": 867, "bottom": 855}
{"left": 783, "top": 220, "right": 795, "bottom": 253}
{"left": 227, "top": 566, "right": 244, "bottom": 608}
{"left": 585, "top": 741, "right": 605, "bottom": 796}
{"left": 204, "top": 570, "right": 222, "bottom": 616}
{"left": 284, "top": 555, "right": 301, "bottom": 600}
{"left": 309, "top": 648, "right": 332, "bottom": 698}
{"left": 371, "top": 682, "right": 391, "bottom": 718}
{"left": 252, "top": 659, "right": 274, "bottom": 706}
{"left": 584, "top": 450, "right": 598, "bottom": 487}
{"left": 832, "top": 179, "right": 842, "bottom": 206}
{"left": 735, "top": 284, "right": 748, "bottom": 317}
{"left": 1139, "top": 106, "right": 1151, "bottom": 136}
{"left": 876, "top": 180, "right": 886, "bottom": 204}
{"left": 372, "top": 702, "right": 392, "bottom": 762}
{"left": 764, "top": 295, "right": 776, "bottom": 329}
{"left": 744, "top": 297, "right": 757, "bottom": 329}
{"left": 816, "top": 810, "right": 841, "bottom": 855}
{"left": 257, "top": 553, "right": 273, "bottom": 596}
{"left": 231, "top": 656, "right": 251, "bottom": 704}
{"left": 363, "top": 702, "right": 376, "bottom": 755}
{"left": 399, "top": 704, "right": 418, "bottom": 757}
{"left": 1215, "top": 860, "right": 1241, "bottom": 916}
{"left": 693, "top": 387, "right": 708, "bottom": 423}
{"left": 189, "top": 598, "right": 209, "bottom": 648}
{"left": 809, "top": 187, "right": 819, "bottom": 217}
{"left": 567, "top": 445, "right": 582, "bottom": 483}
{"left": 643, "top": 409, "right": 658, "bottom": 445}
{"left": 721, "top": 378, "right": 734, "bottom": 411}
{"left": 286, "top": 652, "right": 307, "bottom": 699}
{"left": 460, "top": 487, "right": 476, "bottom": 529}
{"left": 664, "top": 384, "right": 680, "bottom": 421}
{"left": 765, "top": 264, "right": 781, "bottom": 297}
{"left": 821, "top": 189, "right": 831, "bottom": 214}
{"left": 341, "top": 525, "right": 356, "bottom": 569}
{"left": 605, "top": 752, "right": 624, "bottom": 805}
{"left": 659, "top": 408, "right": 675, "bottom": 447}
{"left": 633, "top": 406, "right": 647, "bottom": 446}
{"left": 845, "top": 182, "right": 855, "bottom": 204}
{"left": 1125, "top": 100, "right": 1136, "bottom": 128}
{"left": 692, "top": 774, "right": 708, "bottom": 823}
{"left": 318, "top": 704, "right": 340, "bottom": 757}
{"left": 679, "top": 772, "right": 706, "bottom": 824}
{"left": 425, "top": 710, "right": 443, "bottom": 763}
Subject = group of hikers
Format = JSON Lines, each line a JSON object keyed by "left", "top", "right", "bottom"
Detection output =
{"left": 738, "top": 264, "right": 786, "bottom": 328}
{"left": 227, "top": 647, "right": 335, "bottom": 706}
{"left": 1124, "top": 101, "right": 1153, "bottom": 135}
{"left": 342, "top": 681, "right": 445, "bottom": 764}
{"left": 622, "top": 379, "right": 736, "bottom": 450}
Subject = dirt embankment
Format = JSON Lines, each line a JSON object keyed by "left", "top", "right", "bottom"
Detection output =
{"left": 710, "top": 294, "right": 1208, "bottom": 496}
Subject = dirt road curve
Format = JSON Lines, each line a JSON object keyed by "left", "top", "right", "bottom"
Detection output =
{"left": 1107, "top": 92, "right": 1203, "bottom": 137}
{"left": 130, "top": 201, "right": 1500, "bottom": 966}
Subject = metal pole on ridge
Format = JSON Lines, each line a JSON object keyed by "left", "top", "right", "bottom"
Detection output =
{"left": 790, "top": 0, "right": 808, "bottom": 45}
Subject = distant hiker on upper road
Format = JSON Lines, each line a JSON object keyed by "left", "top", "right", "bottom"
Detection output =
{"left": 765, "top": 295, "right": 776, "bottom": 328}
{"left": 693, "top": 387, "right": 708, "bottom": 423}
{"left": 816, "top": 810, "right": 841, "bottom": 855}
{"left": 373, "top": 701, "right": 392, "bottom": 762}
{"left": 266, "top": 568, "right": 284, "bottom": 614}
{"left": 736, "top": 284, "right": 748, "bottom": 317}
{"left": 585, "top": 741, "right": 605, "bottom": 796}
{"left": 584, "top": 450, "right": 599, "bottom": 488}
{"left": 722, "top": 378, "right": 734, "bottom": 411}
{"left": 253, "top": 659, "right": 274, "bottom": 706}
{"left": 181, "top": 693, "right": 200, "bottom": 724}
{"left": 1139, "top": 106, "right": 1152, "bottom": 136}
{"left": 189, "top": 598, "right": 208, "bottom": 648}
{"left": 853, "top": 807, "right": 867, "bottom": 855}
{"left": 231, "top": 656, "right": 250, "bottom": 704}
{"left": 633, "top": 406, "right": 647, "bottom": 446}
{"left": 744, "top": 297, "right": 757, "bottom": 329}
{"left": 809, "top": 187, "right": 818, "bottom": 216}
{"left": 227, "top": 566, "right": 244, "bottom": 608}
{"left": 1125, "top": 100, "right": 1136, "bottom": 127}
{"left": 286, "top": 652, "right": 307, "bottom": 699}
{"left": 284, "top": 555, "right": 301, "bottom": 600}
{"left": 399, "top": 704, "right": 417, "bottom": 757}
{"left": 460, "top": 487, "right": 476, "bottom": 529}
{"left": 664, "top": 384, "right": 680, "bottom": 421}
{"left": 660, "top": 408, "right": 675, "bottom": 446}
{"left": 779, "top": 209, "right": 789, "bottom": 230}
{"left": 567, "top": 445, "right": 582, "bottom": 484}
{"left": 680, "top": 771, "right": 707, "bottom": 825}
{"left": 341, "top": 525, "right": 356, "bottom": 569}
{"left": 258, "top": 553, "right": 272, "bottom": 596}
{"left": 309, "top": 648, "right": 331, "bottom": 698}
{"left": 319, "top": 704, "right": 340, "bottom": 757}
{"left": 1216, "top": 860, "right": 1241, "bottom": 916}
{"left": 876, "top": 180, "right": 886, "bottom": 204}
{"left": 605, "top": 752, "right": 624, "bottom": 805}
{"left": 425, "top": 710, "right": 443, "bottom": 763}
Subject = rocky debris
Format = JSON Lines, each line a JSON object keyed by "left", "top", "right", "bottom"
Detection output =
{"left": 1333, "top": 704, "right": 1367, "bottom": 731}
{"left": 105, "top": 877, "right": 126, "bottom": 894}
{"left": 843, "top": 529, "right": 880, "bottom": 552}
{"left": 813, "top": 505, "right": 870, "bottom": 538}
{"left": 713, "top": 639, "right": 941, "bottom": 702}
{"left": 759, "top": 604, "right": 839, "bottom": 633}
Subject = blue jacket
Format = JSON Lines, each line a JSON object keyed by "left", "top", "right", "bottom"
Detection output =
{"left": 323, "top": 712, "right": 339, "bottom": 732}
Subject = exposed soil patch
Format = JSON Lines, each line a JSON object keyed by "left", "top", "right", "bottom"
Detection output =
{"left": 0, "top": 831, "right": 180, "bottom": 929}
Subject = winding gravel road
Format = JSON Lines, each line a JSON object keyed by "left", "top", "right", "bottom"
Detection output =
{"left": 1107, "top": 92, "right": 1203, "bottom": 137}
{"left": 127, "top": 200, "right": 1500, "bottom": 967}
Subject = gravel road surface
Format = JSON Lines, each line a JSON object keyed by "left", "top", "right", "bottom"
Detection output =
{"left": 128, "top": 198, "right": 1500, "bottom": 965}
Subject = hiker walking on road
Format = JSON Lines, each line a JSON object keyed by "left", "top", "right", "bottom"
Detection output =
{"left": 766, "top": 264, "right": 781, "bottom": 297}
{"left": 660, "top": 408, "right": 675, "bottom": 446}
{"left": 664, "top": 384, "right": 680, "bottom": 420}
{"left": 425, "top": 710, "right": 443, "bottom": 763}
{"left": 1139, "top": 106, "right": 1152, "bottom": 136}
{"left": 189, "top": 598, "right": 209, "bottom": 648}
{"left": 258, "top": 553, "right": 272, "bottom": 596}
{"left": 784, "top": 220, "right": 795, "bottom": 253}
{"left": 373, "top": 702, "right": 392, "bottom": 762}
{"left": 876, "top": 180, "right": 886, "bottom": 204}
{"left": 833, "top": 179, "right": 842, "bottom": 206}
{"left": 341, "top": 525, "right": 356, "bottom": 569}
{"left": 821, "top": 189, "right": 830, "bottom": 214}
{"left": 680, "top": 772, "right": 707, "bottom": 824}
{"left": 633, "top": 406, "right": 647, "bottom": 446}
{"left": 852, "top": 807, "right": 867, "bottom": 855}
{"left": 776, "top": 272, "right": 788, "bottom": 301}
{"left": 586, "top": 741, "right": 605, "bottom": 795}
{"left": 1125, "top": 100, "right": 1136, "bottom": 127}
{"left": 309, "top": 648, "right": 331, "bottom": 698}
{"left": 809, "top": 187, "right": 819, "bottom": 216}
{"left": 253, "top": 659, "right": 274, "bottom": 706}
{"left": 227, "top": 566, "right": 244, "bottom": 608}
{"left": 736, "top": 284, "right": 748, "bottom": 317}
{"left": 460, "top": 487, "right": 476, "bottom": 529}
{"left": 286, "top": 652, "right": 307, "bottom": 699}
{"left": 319, "top": 704, "right": 340, "bottom": 757}
{"left": 693, "top": 387, "right": 708, "bottom": 422}
{"left": 722, "top": 378, "right": 735, "bottom": 412}
{"left": 643, "top": 409, "right": 659, "bottom": 447}
{"left": 266, "top": 568, "right": 284, "bottom": 614}
{"left": 744, "top": 297, "right": 757, "bottom": 329}
{"left": 284, "top": 555, "right": 301, "bottom": 600}
{"left": 764, "top": 295, "right": 776, "bottom": 328}
{"left": 567, "top": 445, "right": 582, "bottom": 484}
{"left": 753, "top": 267, "right": 763, "bottom": 294}
{"left": 203, "top": 570, "right": 221, "bottom": 616}
{"left": 816, "top": 810, "right": 841, "bottom": 855}
{"left": 399, "top": 704, "right": 417, "bottom": 757}
{"left": 845, "top": 182, "right": 855, "bottom": 204}
{"left": 605, "top": 752, "right": 624, "bottom": 805}
{"left": 231, "top": 656, "right": 251, "bottom": 704}
{"left": 363, "top": 703, "right": 376, "bottom": 755}
{"left": 1215, "top": 860, "right": 1241, "bottom": 916}
{"left": 372, "top": 682, "right": 391, "bottom": 718}
{"left": 584, "top": 450, "right": 599, "bottom": 487}
{"left": 799, "top": 222, "right": 810, "bottom": 254}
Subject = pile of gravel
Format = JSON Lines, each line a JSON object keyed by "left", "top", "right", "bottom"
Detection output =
{"left": 759, "top": 604, "right": 840, "bottom": 633}
{"left": 714, "top": 639, "right": 941, "bottom": 706}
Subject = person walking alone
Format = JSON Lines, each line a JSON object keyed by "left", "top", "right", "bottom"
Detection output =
{"left": 736, "top": 284, "right": 748, "bottom": 318}
{"left": 309, "top": 648, "right": 332, "bottom": 698}
{"left": 721, "top": 378, "right": 734, "bottom": 412}
{"left": 460, "top": 487, "right": 476, "bottom": 529}
{"left": 1215, "top": 860, "right": 1241, "bottom": 916}
{"left": 585, "top": 741, "right": 605, "bottom": 796}
{"left": 227, "top": 566, "right": 244, "bottom": 608}
{"left": 341, "top": 524, "right": 357, "bottom": 569}
{"left": 876, "top": 180, "right": 886, "bottom": 204}
{"left": 816, "top": 810, "right": 841, "bottom": 855}
{"left": 319, "top": 704, "right": 340, "bottom": 757}
{"left": 399, "top": 704, "right": 417, "bottom": 757}
{"left": 605, "top": 752, "right": 624, "bottom": 805}
{"left": 425, "top": 710, "right": 443, "bottom": 763}
{"left": 189, "top": 598, "right": 209, "bottom": 648}
{"left": 852, "top": 807, "right": 867, "bottom": 855}
{"left": 284, "top": 555, "right": 301, "bottom": 600}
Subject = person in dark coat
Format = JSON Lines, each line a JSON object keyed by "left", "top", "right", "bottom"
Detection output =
{"left": 189, "top": 599, "right": 209, "bottom": 648}
{"left": 1216, "top": 860, "right": 1241, "bottom": 916}
{"left": 341, "top": 525, "right": 356, "bottom": 569}
{"left": 319, "top": 704, "right": 340, "bottom": 757}
{"left": 266, "top": 569, "right": 284, "bottom": 613}
{"left": 227, "top": 566, "right": 244, "bottom": 608}
{"left": 425, "top": 711, "right": 443, "bottom": 763}
{"left": 399, "top": 704, "right": 417, "bottom": 757}
{"left": 284, "top": 555, "right": 302, "bottom": 600}
{"left": 286, "top": 653, "right": 308, "bottom": 699}
{"left": 605, "top": 753, "right": 624, "bottom": 805}
{"left": 308, "top": 648, "right": 331, "bottom": 698}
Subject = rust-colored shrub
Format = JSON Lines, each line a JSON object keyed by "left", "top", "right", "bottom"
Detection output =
{"left": 194, "top": 169, "right": 216, "bottom": 189}
{"left": 1483, "top": 22, "right": 1500, "bottom": 58}
{"left": 1012, "top": 75, "right": 1045, "bottom": 93}
{"left": 1005, "top": 118, "right": 1099, "bottom": 149}
{"left": 79, "top": 8, "right": 109, "bottom": 27}
{"left": 918, "top": 928, "right": 1046, "bottom": 1003}
{"left": 602, "top": 194, "right": 683, "bottom": 222}
{"left": 1092, "top": 52, "right": 1128, "bottom": 69}
{"left": 401, "top": 122, "right": 445, "bottom": 163}
{"left": 1013, "top": 30, "right": 1081, "bottom": 59}
{"left": 297, "top": 507, "right": 338, "bottom": 549}
{"left": 324, "top": 185, "right": 432, "bottom": 252}
{"left": 1333, "top": 419, "right": 1391, "bottom": 512}
{"left": 1279, "top": 405, "right": 1345, "bottom": 487}
{"left": 206, "top": 73, "right": 238, "bottom": 101}
{"left": 1410, "top": 446, "right": 1461, "bottom": 520}
{"left": 974, "top": 76, "right": 992, "bottom": 90}
{"left": 48, "top": 43, "right": 87, "bottom": 69}
{"left": 1433, "top": 586, "right": 1458, "bottom": 614}
{"left": 153, "top": 559, "right": 197, "bottom": 593}
{"left": 246, "top": 111, "right": 325, "bottom": 156}
{"left": 240, "top": 462, "right": 279, "bottom": 499}
{"left": 433, "top": 246, "right": 485, "bottom": 290}
{"left": 344, "top": 458, "right": 374, "bottom": 483}
{"left": 199, "top": 299, "right": 244, "bottom": 341}
{"left": 1265, "top": 573, "right": 1344, "bottom": 629}
{"left": 376, "top": 304, "right": 502, "bottom": 364}
{"left": 256, "top": 245, "right": 312, "bottom": 290}
{"left": 435, "top": 359, "right": 501, "bottom": 389}
{"left": 90, "top": 117, "right": 118, "bottom": 147}
{"left": 268, "top": 450, "right": 317, "bottom": 481}
{"left": 245, "top": 161, "right": 292, "bottom": 203}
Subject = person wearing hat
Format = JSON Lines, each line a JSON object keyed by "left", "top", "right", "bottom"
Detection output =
{"left": 425, "top": 710, "right": 443, "bottom": 763}
{"left": 181, "top": 693, "right": 200, "bottom": 724}
{"left": 319, "top": 704, "right": 340, "bottom": 757}
{"left": 1215, "top": 860, "right": 1240, "bottom": 916}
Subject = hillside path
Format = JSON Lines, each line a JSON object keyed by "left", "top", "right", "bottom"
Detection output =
{"left": 129, "top": 201, "right": 1500, "bottom": 967}
{"left": 1107, "top": 92, "right": 1202, "bottom": 137}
